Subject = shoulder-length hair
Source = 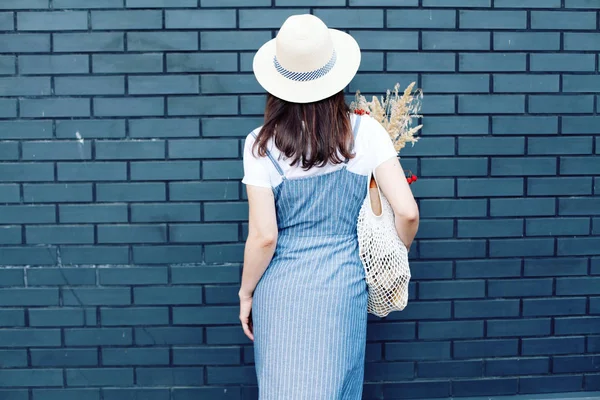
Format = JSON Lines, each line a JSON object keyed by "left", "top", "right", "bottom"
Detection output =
{"left": 252, "top": 90, "right": 354, "bottom": 170}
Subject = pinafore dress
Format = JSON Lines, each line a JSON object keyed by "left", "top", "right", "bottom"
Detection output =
{"left": 252, "top": 115, "right": 368, "bottom": 399}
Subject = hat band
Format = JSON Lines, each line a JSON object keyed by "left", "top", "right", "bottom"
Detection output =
{"left": 274, "top": 50, "right": 337, "bottom": 82}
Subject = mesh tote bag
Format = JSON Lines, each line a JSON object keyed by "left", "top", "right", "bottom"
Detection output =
{"left": 357, "top": 171, "right": 411, "bottom": 318}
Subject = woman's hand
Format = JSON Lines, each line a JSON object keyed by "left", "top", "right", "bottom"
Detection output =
{"left": 239, "top": 292, "right": 254, "bottom": 341}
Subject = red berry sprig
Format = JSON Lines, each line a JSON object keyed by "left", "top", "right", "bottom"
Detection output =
{"left": 353, "top": 109, "right": 370, "bottom": 116}
{"left": 405, "top": 170, "right": 418, "bottom": 185}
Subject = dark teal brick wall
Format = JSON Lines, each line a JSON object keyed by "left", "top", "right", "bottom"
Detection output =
{"left": 0, "top": 1, "right": 599, "bottom": 399}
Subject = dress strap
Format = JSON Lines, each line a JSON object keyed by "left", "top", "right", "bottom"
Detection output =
{"left": 250, "top": 131, "right": 286, "bottom": 179}
{"left": 344, "top": 114, "right": 362, "bottom": 164}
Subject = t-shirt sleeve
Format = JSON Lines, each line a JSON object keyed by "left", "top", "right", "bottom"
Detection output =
{"left": 364, "top": 116, "right": 398, "bottom": 169}
{"left": 241, "top": 133, "right": 272, "bottom": 188}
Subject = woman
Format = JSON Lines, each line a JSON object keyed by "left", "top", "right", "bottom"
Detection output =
{"left": 238, "top": 14, "right": 419, "bottom": 399}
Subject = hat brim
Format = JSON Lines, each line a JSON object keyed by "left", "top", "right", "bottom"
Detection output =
{"left": 252, "top": 29, "right": 361, "bottom": 104}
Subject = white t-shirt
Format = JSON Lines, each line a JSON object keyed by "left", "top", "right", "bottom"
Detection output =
{"left": 242, "top": 115, "right": 398, "bottom": 188}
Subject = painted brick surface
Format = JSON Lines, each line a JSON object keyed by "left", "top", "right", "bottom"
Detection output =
{"left": 0, "top": 2, "right": 598, "bottom": 399}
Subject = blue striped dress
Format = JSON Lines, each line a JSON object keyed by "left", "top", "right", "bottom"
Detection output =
{"left": 252, "top": 116, "right": 368, "bottom": 399}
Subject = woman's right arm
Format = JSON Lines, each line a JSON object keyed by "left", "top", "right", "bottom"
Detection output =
{"left": 375, "top": 156, "right": 419, "bottom": 250}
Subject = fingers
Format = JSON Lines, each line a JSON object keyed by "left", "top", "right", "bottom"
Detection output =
{"left": 241, "top": 321, "right": 254, "bottom": 341}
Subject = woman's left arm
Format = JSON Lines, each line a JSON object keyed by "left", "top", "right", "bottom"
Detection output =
{"left": 239, "top": 185, "right": 278, "bottom": 340}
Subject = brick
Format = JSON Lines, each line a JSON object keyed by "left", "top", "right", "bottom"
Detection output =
{"left": 103, "top": 389, "right": 168, "bottom": 400}
{"left": 167, "top": 53, "right": 236, "bottom": 74}
{"left": 532, "top": 177, "right": 593, "bottom": 196}
{"left": 459, "top": 137, "right": 524, "bottom": 155}
{"left": 56, "top": 119, "right": 126, "bottom": 139}
{"left": 0, "top": 33, "right": 49, "bottom": 53}
{"left": 132, "top": 245, "right": 203, "bottom": 264}
{"left": 367, "top": 322, "right": 416, "bottom": 341}
{"left": 523, "top": 336, "right": 585, "bottom": 356}
{"left": 62, "top": 288, "right": 130, "bottom": 306}
{"left": 134, "top": 286, "right": 202, "bottom": 305}
{"left": 418, "top": 360, "right": 482, "bottom": 378}
{"left": 416, "top": 220, "right": 454, "bottom": 239}
{"left": 491, "top": 157, "right": 556, "bottom": 176}
{"left": 55, "top": 76, "right": 124, "bottom": 95}
{"left": 203, "top": 160, "right": 243, "bottom": 181}
{"left": 560, "top": 198, "right": 600, "bottom": 216}
{"left": 491, "top": 198, "right": 555, "bottom": 217}
{"left": 0, "top": 205, "right": 55, "bottom": 224}
{"left": 397, "top": 137, "right": 456, "bottom": 157}
{"left": 0, "top": 185, "right": 19, "bottom": 203}
{"left": 92, "top": 10, "right": 161, "bottom": 30}
{"left": 0, "top": 55, "right": 15, "bottom": 74}
{"left": 527, "top": 217, "right": 590, "bottom": 236}
{"left": 564, "top": 75, "right": 600, "bottom": 93}
{"left": 128, "top": 32, "right": 197, "bottom": 51}
{"left": 127, "top": 0, "right": 197, "bottom": 6}
{"left": 0, "top": 163, "right": 53, "bottom": 183}
{"left": 494, "top": 116, "right": 558, "bottom": 135}
{"left": 386, "top": 342, "right": 450, "bottom": 361}
{"left": 532, "top": 54, "right": 596, "bottom": 72}
{"left": 524, "top": 297, "right": 587, "bottom": 317}
{"left": 170, "top": 224, "right": 238, "bottom": 243}
{"left": 0, "top": 0, "right": 48, "bottom": 9}
{"left": 129, "top": 75, "right": 199, "bottom": 95}
{"left": 18, "top": 11, "right": 86, "bottom": 31}
{"left": 173, "top": 346, "right": 240, "bottom": 365}
{"left": 169, "top": 182, "right": 238, "bottom": 201}
{"left": 58, "top": 162, "right": 126, "bottom": 181}
{"left": 554, "top": 355, "right": 600, "bottom": 373}
{"left": 525, "top": 257, "right": 588, "bottom": 277}
{"left": 455, "top": 339, "right": 518, "bottom": 359}
{"left": 488, "top": 278, "right": 553, "bottom": 297}
{"left": 532, "top": 11, "right": 597, "bottom": 29}
{"left": 487, "top": 318, "right": 551, "bottom": 337}
{"left": 206, "top": 326, "right": 251, "bottom": 345}
{"left": 168, "top": 139, "right": 238, "bottom": 159}
{"left": 203, "top": 118, "right": 261, "bottom": 138}
{"left": 277, "top": 0, "right": 343, "bottom": 4}
{"left": 532, "top": 138, "right": 593, "bottom": 157}
{"left": 99, "top": 267, "right": 167, "bottom": 286}
{"left": 456, "top": 259, "right": 521, "bottom": 279}
{"left": 204, "top": 285, "right": 238, "bottom": 304}
{"left": 31, "top": 349, "right": 97, "bottom": 367}
{"left": 423, "top": 0, "right": 490, "bottom": 5}
{"left": 0, "top": 309, "right": 25, "bottom": 327}
{"left": 239, "top": 95, "right": 266, "bottom": 115}
{"left": 566, "top": 0, "right": 600, "bottom": 7}
{"left": 419, "top": 199, "right": 486, "bottom": 218}
{"left": 0, "top": 328, "right": 60, "bottom": 346}
{"left": 521, "top": 375, "right": 584, "bottom": 395}
{"left": 460, "top": 10, "right": 526, "bottom": 29}
{"left": 60, "top": 204, "right": 127, "bottom": 223}
{"left": 496, "top": 0, "right": 560, "bottom": 6}
{"left": 351, "top": 0, "right": 416, "bottom": 4}
{"left": 24, "top": 183, "right": 91, "bottom": 203}
{"left": 530, "top": 95, "right": 594, "bottom": 114}
{"left": 98, "top": 225, "right": 167, "bottom": 244}
{"left": 94, "top": 97, "right": 164, "bottom": 117}
{"left": 558, "top": 237, "right": 600, "bottom": 255}
{"left": 137, "top": 367, "right": 205, "bottom": 386}
{"left": 389, "top": 10, "right": 455, "bottom": 28}
{"left": 458, "top": 219, "right": 523, "bottom": 238}
{"left": 55, "top": 0, "right": 122, "bottom": 6}
{"left": 349, "top": 30, "right": 418, "bottom": 50}
{"left": 23, "top": 141, "right": 92, "bottom": 161}
{"left": 486, "top": 358, "right": 549, "bottom": 376}
{"left": 388, "top": 52, "right": 455, "bottom": 72}
{"left": 0, "top": 141, "right": 18, "bottom": 159}
{"left": 54, "top": 33, "right": 123, "bottom": 52}
{"left": 0, "top": 370, "right": 63, "bottom": 388}
{"left": 423, "top": 32, "right": 490, "bottom": 51}
{"left": 130, "top": 118, "right": 199, "bottom": 138}
{"left": 459, "top": 53, "right": 526, "bottom": 72}
{"left": 66, "top": 368, "right": 133, "bottom": 387}
{"left": 201, "top": 74, "right": 262, "bottom": 95}
{"left": 556, "top": 317, "right": 600, "bottom": 334}
{"left": 421, "top": 95, "right": 456, "bottom": 114}
{"left": 364, "top": 362, "right": 414, "bottom": 381}
{"left": 21, "top": 98, "right": 90, "bottom": 118}
{"left": 409, "top": 178, "right": 455, "bottom": 199}
{"left": 460, "top": 178, "right": 524, "bottom": 197}
{"left": 97, "top": 183, "right": 166, "bottom": 201}
{"left": 65, "top": 328, "right": 132, "bottom": 346}
{"left": 0, "top": 76, "right": 50, "bottom": 96}
{"left": 420, "top": 280, "right": 485, "bottom": 300}
{"left": 495, "top": 32, "right": 560, "bottom": 50}
{"left": 455, "top": 299, "right": 520, "bottom": 319}
{"left": 239, "top": 9, "right": 309, "bottom": 29}
{"left": 201, "top": 31, "right": 271, "bottom": 51}
{"left": 33, "top": 389, "right": 101, "bottom": 400}
{"left": 166, "top": 9, "right": 235, "bottom": 29}
{"left": 101, "top": 307, "right": 168, "bottom": 326}
{"left": 557, "top": 277, "right": 600, "bottom": 295}
{"left": 93, "top": 53, "right": 162, "bottom": 73}
{"left": 168, "top": 96, "right": 238, "bottom": 116}
{"left": 495, "top": 73, "right": 561, "bottom": 93}
{"left": 97, "top": 140, "right": 165, "bottom": 160}
{"left": 422, "top": 157, "right": 487, "bottom": 177}
{"left": 419, "top": 321, "right": 483, "bottom": 340}
{"left": 60, "top": 246, "right": 129, "bottom": 265}
{"left": 132, "top": 161, "right": 198, "bottom": 181}
{"left": 19, "top": 54, "right": 88, "bottom": 75}
{"left": 29, "top": 308, "right": 86, "bottom": 327}
{"left": 102, "top": 348, "right": 169, "bottom": 366}
{"left": 565, "top": 33, "right": 600, "bottom": 50}
{"left": 0, "top": 350, "right": 27, "bottom": 367}
{"left": 0, "top": 247, "right": 58, "bottom": 266}
{"left": 171, "top": 266, "right": 239, "bottom": 284}
{"left": 313, "top": 9, "right": 383, "bottom": 28}
{"left": 28, "top": 267, "right": 95, "bottom": 286}
{"left": 130, "top": 204, "right": 199, "bottom": 223}
{"left": 0, "top": 121, "right": 52, "bottom": 140}
{"left": 0, "top": 226, "right": 20, "bottom": 244}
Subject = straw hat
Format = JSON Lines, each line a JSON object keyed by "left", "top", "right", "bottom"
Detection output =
{"left": 252, "top": 14, "right": 361, "bottom": 104}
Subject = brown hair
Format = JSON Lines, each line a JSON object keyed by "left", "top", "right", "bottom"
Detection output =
{"left": 252, "top": 90, "right": 354, "bottom": 170}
